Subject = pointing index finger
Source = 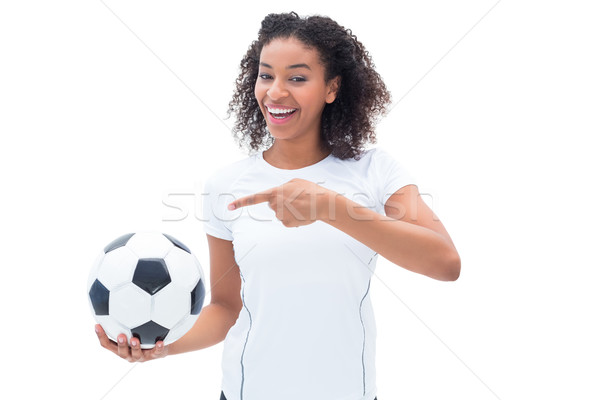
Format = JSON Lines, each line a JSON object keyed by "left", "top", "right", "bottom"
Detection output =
{"left": 228, "top": 190, "right": 272, "bottom": 210}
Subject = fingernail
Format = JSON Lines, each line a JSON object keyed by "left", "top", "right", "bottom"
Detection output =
{"left": 132, "top": 340, "right": 137, "bottom": 347}
{"left": 157, "top": 343, "right": 163, "bottom": 350}
{"left": 118, "top": 336, "right": 124, "bottom": 344}
{"left": 95, "top": 325, "right": 99, "bottom": 334}
{"left": 228, "top": 203, "right": 236, "bottom": 210}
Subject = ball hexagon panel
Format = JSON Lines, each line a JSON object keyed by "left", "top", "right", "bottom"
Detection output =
{"left": 96, "top": 246, "right": 139, "bottom": 291}
{"left": 164, "top": 247, "right": 200, "bottom": 291}
{"left": 152, "top": 283, "right": 191, "bottom": 328}
{"left": 126, "top": 232, "right": 173, "bottom": 259}
{"left": 163, "top": 311, "right": 199, "bottom": 345}
{"left": 110, "top": 284, "right": 152, "bottom": 328}
{"left": 88, "top": 252, "right": 106, "bottom": 289}
{"left": 132, "top": 258, "right": 171, "bottom": 295}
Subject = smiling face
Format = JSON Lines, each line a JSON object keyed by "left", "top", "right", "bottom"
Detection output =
{"left": 254, "top": 37, "right": 339, "bottom": 144}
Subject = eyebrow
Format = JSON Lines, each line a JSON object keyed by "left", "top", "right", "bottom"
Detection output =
{"left": 259, "top": 62, "right": 312, "bottom": 71}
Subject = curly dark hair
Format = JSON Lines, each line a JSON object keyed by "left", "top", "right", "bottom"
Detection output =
{"left": 227, "top": 12, "right": 391, "bottom": 160}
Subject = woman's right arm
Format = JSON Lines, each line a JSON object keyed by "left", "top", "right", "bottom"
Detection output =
{"left": 96, "top": 234, "right": 242, "bottom": 362}
{"left": 168, "top": 234, "right": 242, "bottom": 355}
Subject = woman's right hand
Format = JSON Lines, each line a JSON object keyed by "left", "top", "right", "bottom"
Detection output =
{"left": 95, "top": 324, "right": 169, "bottom": 363}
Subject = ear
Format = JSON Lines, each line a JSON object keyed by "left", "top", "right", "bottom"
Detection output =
{"left": 325, "top": 76, "right": 341, "bottom": 104}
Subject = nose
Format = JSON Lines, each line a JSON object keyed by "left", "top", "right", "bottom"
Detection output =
{"left": 266, "top": 77, "right": 288, "bottom": 100}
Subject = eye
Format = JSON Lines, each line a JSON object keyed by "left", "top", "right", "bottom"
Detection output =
{"left": 290, "top": 76, "right": 306, "bottom": 82}
{"left": 259, "top": 73, "right": 273, "bottom": 80}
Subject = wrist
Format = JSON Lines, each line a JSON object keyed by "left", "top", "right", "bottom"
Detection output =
{"left": 317, "top": 189, "right": 338, "bottom": 223}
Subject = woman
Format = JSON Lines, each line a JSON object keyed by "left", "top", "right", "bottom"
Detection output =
{"left": 96, "top": 11, "right": 460, "bottom": 400}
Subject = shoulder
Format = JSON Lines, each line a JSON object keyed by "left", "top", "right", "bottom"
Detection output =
{"left": 363, "top": 146, "right": 398, "bottom": 164}
{"left": 363, "top": 146, "right": 412, "bottom": 174}
{"left": 340, "top": 146, "right": 395, "bottom": 163}
{"left": 326, "top": 147, "right": 406, "bottom": 182}
{"left": 335, "top": 146, "right": 401, "bottom": 171}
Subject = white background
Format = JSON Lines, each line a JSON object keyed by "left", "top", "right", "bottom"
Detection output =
{"left": 1, "top": 1, "right": 599, "bottom": 399}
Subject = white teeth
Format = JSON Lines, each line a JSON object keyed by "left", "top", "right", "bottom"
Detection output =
{"left": 266, "top": 106, "right": 297, "bottom": 114}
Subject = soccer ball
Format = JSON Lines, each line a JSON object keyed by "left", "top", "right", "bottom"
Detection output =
{"left": 88, "top": 232, "right": 206, "bottom": 349}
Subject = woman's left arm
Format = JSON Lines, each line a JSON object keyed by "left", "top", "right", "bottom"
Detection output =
{"left": 320, "top": 184, "right": 461, "bottom": 281}
{"left": 227, "top": 179, "right": 460, "bottom": 281}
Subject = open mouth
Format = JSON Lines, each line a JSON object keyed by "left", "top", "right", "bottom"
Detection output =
{"left": 266, "top": 105, "right": 298, "bottom": 120}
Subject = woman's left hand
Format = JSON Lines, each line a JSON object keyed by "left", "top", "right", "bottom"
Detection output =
{"left": 227, "top": 178, "right": 334, "bottom": 227}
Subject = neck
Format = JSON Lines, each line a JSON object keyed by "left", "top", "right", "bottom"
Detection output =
{"left": 263, "top": 140, "right": 331, "bottom": 170}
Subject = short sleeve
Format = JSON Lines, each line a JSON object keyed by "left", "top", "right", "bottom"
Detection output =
{"left": 202, "top": 174, "right": 234, "bottom": 241}
{"left": 373, "top": 148, "right": 418, "bottom": 208}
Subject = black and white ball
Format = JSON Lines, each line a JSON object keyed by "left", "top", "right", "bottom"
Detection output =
{"left": 88, "top": 232, "right": 205, "bottom": 349}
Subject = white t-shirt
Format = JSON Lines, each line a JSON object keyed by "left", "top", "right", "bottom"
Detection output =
{"left": 202, "top": 147, "right": 416, "bottom": 400}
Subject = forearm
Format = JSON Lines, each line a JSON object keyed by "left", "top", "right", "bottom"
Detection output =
{"left": 321, "top": 193, "right": 460, "bottom": 281}
{"left": 168, "top": 302, "right": 239, "bottom": 355}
